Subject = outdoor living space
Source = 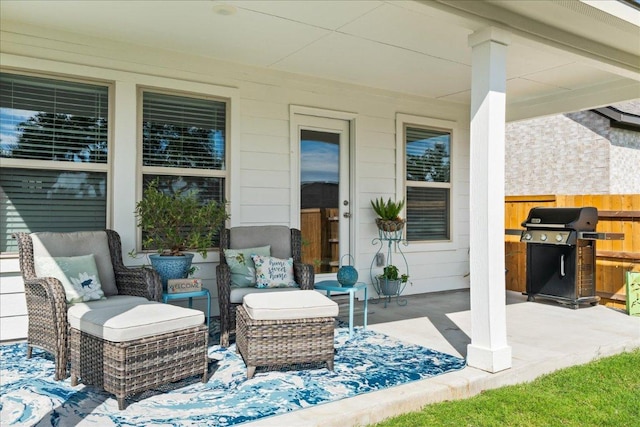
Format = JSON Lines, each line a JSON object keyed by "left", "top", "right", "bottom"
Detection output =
{"left": 1, "top": 0, "right": 639, "bottom": 425}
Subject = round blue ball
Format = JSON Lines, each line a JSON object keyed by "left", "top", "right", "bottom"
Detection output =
{"left": 337, "top": 265, "right": 358, "bottom": 287}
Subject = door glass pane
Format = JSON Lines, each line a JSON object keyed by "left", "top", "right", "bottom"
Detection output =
{"left": 300, "top": 130, "right": 339, "bottom": 274}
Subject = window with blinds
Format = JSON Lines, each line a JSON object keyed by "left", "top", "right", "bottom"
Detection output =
{"left": 405, "top": 125, "right": 451, "bottom": 241}
{"left": 140, "top": 90, "right": 227, "bottom": 251}
{"left": 142, "top": 91, "right": 225, "bottom": 170}
{"left": 0, "top": 72, "right": 109, "bottom": 252}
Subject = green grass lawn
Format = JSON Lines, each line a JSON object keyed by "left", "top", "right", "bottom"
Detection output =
{"left": 373, "top": 349, "right": 640, "bottom": 427}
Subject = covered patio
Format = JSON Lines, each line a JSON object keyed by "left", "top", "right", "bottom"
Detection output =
{"left": 1, "top": 1, "right": 639, "bottom": 423}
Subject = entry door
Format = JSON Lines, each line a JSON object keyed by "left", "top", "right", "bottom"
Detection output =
{"left": 295, "top": 115, "right": 351, "bottom": 279}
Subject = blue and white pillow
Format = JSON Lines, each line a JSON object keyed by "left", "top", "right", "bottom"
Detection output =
{"left": 251, "top": 255, "right": 296, "bottom": 289}
{"left": 34, "top": 254, "right": 105, "bottom": 304}
{"left": 224, "top": 245, "right": 271, "bottom": 287}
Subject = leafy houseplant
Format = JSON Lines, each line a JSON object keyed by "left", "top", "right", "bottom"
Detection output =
{"left": 371, "top": 197, "right": 405, "bottom": 234}
{"left": 377, "top": 264, "right": 409, "bottom": 296}
{"left": 134, "top": 179, "right": 229, "bottom": 288}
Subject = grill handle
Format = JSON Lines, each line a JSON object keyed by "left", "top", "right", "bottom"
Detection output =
{"left": 560, "top": 255, "right": 565, "bottom": 277}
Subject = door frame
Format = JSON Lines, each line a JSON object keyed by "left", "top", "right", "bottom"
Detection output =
{"left": 289, "top": 105, "right": 358, "bottom": 279}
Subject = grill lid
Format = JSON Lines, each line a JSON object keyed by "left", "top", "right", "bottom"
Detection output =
{"left": 521, "top": 207, "right": 598, "bottom": 231}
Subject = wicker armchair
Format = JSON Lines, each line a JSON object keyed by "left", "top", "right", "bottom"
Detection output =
{"left": 13, "top": 230, "right": 162, "bottom": 380}
{"left": 216, "top": 226, "right": 315, "bottom": 347}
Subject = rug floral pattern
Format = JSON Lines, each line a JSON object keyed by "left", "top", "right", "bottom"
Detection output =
{"left": 0, "top": 329, "right": 466, "bottom": 426}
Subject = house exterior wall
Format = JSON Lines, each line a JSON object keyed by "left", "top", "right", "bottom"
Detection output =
{"left": 0, "top": 25, "right": 471, "bottom": 341}
{"left": 505, "top": 101, "right": 640, "bottom": 196}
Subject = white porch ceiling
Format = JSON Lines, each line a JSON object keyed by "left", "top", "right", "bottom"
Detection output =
{"left": 1, "top": 0, "right": 639, "bottom": 119}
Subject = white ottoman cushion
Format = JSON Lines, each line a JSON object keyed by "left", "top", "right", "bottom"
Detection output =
{"left": 230, "top": 286, "right": 301, "bottom": 304}
{"left": 68, "top": 301, "right": 204, "bottom": 342}
{"left": 243, "top": 290, "right": 338, "bottom": 321}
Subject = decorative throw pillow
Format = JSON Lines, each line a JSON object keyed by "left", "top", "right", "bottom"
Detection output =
{"left": 251, "top": 255, "right": 296, "bottom": 289}
{"left": 34, "top": 254, "right": 105, "bottom": 304}
{"left": 224, "top": 245, "right": 271, "bottom": 287}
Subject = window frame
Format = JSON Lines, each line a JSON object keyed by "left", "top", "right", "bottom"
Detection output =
{"left": 136, "top": 86, "right": 230, "bottom": 254}
{"left": 396, "top": 113, "right": 458, "bottom": 252}
{"left": 0, "top": 69, "right": 113, "bottom": 254}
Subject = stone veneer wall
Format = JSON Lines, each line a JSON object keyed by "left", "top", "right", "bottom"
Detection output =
{"left": 505, "top": 100, "right": 640, "bottom": 195}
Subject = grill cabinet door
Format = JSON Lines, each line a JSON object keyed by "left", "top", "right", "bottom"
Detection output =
{"left": 526, "top": 244, "right": 577, "bottom": 299}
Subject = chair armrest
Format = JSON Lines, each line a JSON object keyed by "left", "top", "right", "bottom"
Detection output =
{"left": 23, "top": 277, "right": 68, "bottom": 338}
{"left": 294, "top": 262, "right": 315, "bottom": 290}
{"left": 114, "top": 266, "right": 163, "bottom": 302}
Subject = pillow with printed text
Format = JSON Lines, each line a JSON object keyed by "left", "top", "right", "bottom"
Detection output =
{"left": 251, "top": 255, "right": 297, "bottom": 289}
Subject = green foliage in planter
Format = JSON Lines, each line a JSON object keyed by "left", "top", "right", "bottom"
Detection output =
{"left": 379, "top": 265, "right": 409, "bottom": 283}
{"left": 370, "top": 197, "right": 405, "bottom": 221}
{"left": 134, "top": 179, "right": 229, "bottom": 257}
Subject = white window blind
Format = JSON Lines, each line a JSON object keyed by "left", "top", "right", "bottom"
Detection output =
{"left": 0, "top": 73, "right": 110, "bottom": 253}
{"left": 0, "top": 73, "right": 108, "bottom": 163}
{"left": 142, "top": 91, "right": 225, "bottom": 169}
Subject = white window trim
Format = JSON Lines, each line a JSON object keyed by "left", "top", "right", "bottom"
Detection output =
{"left": 396, "top": 113, "right": 459, "bottom": 252}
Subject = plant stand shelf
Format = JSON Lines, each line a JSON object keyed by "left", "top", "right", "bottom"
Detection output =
{"left": 370, "top": 234, "right": 409, "bottom": 308}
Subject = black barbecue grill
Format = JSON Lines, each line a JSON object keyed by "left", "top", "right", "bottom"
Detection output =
{"left": 519, "top": 207, "right": 624, "bottom": 309}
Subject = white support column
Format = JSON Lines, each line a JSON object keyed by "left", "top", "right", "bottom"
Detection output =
{"left": 466, "top": 27, "right": 512, "bottom": 373}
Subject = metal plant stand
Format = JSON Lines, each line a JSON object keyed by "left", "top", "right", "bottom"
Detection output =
{"left": 370, "top": 228, "right": 409, "bottom": 308}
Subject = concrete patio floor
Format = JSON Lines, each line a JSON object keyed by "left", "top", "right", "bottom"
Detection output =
{"left": 245, "top": 289, "right": 640, "bottom": 427}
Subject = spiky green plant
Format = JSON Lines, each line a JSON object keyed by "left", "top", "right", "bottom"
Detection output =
{"left": 370, "top": 197, "right": 405, "bottom": 221}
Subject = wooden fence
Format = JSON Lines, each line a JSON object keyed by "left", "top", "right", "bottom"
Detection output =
{"left": 505, "top": 195, "right": 640, "bottom": 309}
{"left": 300, "top": 208, "right": 339, "bottom": 274}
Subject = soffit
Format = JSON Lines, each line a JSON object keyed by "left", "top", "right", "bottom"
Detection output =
{"left": 0, "top": 0, "right": 637, "bottom": 116}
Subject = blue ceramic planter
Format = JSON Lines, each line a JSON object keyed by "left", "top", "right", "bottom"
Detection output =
{"left": 149, "top": 253, "right": 194, "bottom": 291}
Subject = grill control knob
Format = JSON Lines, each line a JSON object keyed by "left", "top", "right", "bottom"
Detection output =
{"left": 540, "top": 234, "right": 547, "bottom": 241}
{"left": 523, "top": 233, "right": 532, "bottom": 241}
{"left": 555, "top": 234, "right": 563, "bottom": 242}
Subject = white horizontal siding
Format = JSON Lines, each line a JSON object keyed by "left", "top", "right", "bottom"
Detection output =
{"left": 0, "top": 24, "right": 471, "bottom": 341}
{"left": 0, "top": 316, "right": 28, "bottom": 342}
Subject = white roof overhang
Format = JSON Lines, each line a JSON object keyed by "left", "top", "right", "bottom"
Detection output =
{"left": 0, "top": 0, "right": 638, "bottom": 119}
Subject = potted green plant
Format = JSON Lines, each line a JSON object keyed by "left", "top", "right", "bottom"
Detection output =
{"left": 371, "top": 197, "right": 405, "bottom": 234}
{"left": 376, "top": 264, "right": 409, "bottom": 296}
{"left": 134, "top": 179, "right": 229, "bottom": 289}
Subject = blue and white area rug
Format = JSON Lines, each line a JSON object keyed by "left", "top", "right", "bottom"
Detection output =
{"left": 1, "top": 328, "right": 466, "bottom": 426}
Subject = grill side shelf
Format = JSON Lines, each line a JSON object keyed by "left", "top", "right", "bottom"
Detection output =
{"left": 577, "top": 232, "right": 624, "bottom": 240}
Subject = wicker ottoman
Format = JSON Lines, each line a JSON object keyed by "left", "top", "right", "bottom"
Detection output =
{"left": 236, "top": 290, "right": 339, "bottom": 379}
{"left": 67, "top": 298, "right": 208, "bottom": 410}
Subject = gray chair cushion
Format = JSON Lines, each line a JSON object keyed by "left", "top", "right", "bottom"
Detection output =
{"left": 31, "top": 231, "right": 118, "bottom": 296}
{"left": 229, "top": 226, "right": 292, "bottom": 259}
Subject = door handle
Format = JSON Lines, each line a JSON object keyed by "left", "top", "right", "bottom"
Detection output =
{"left": 343, "top": 212, "right": 351, "bottom": 218}
{"left": 560, "top": 254, "right": 565, "bottom": 277}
